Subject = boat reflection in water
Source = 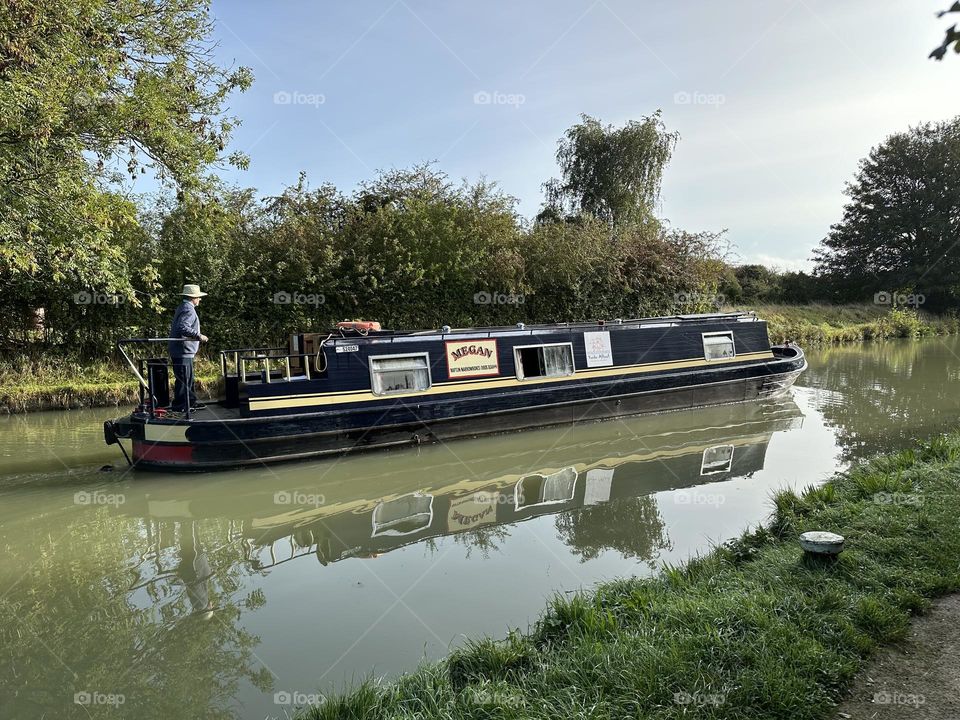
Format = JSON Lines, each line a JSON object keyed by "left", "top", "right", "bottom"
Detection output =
{"left": 0, "top": 396, "right": 805, "bottom": 720}
{"left": 118, "top": 396, "right": 804, "bottom": 570}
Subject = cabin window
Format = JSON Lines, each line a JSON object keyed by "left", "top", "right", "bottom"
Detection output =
{"left": 371, "top": 493, "right": 434, "bottom": 536}
{"left": 702, "top": 332, "right": 736, "bottom": 361}
{"left": 514, "top": 342, "right": 575, "bottom": 380}
{"left": 515, "top": 467, "right": 578, "bottom": 510}
{"left": 701, "top": 444, "right": 734, "bottom": 475}
{"left": 369, "top": 353, "right": 431, "bottom": 396}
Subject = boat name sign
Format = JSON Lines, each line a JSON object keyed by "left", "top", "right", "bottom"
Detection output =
{"left": 445, "top": 339, "right": 500, "bottom": 378}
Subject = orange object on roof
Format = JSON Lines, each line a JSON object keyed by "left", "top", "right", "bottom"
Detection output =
{"left": 336, "top": 320, "right": 381, "bottom": 332}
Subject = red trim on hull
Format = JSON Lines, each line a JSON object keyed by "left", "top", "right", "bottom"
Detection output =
{"left": 134, "top": 441, "right": 194, "bottom": 465}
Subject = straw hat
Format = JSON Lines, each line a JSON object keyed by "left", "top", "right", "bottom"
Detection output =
{"left": 181, "top": 284, "right": 208, "bottom": 298}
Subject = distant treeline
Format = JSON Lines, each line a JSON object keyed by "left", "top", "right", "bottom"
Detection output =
{"left": 720, "top": 265, "right": 825, "bottom": 305}
{"left": 2, "top": 164, "right": 730, "bottom": 356}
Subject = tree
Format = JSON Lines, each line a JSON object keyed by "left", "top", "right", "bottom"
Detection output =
{"left": 734, "top": 264, "right": 780, "bottom": 302}
{"left": 777, "top": 270, "right": 819, "bottom": 304}
{"left": 541, "top": 113, "right": 678, "bottom": 227}
{"left": 0, "top": 0, "right": 252, "bottom": 301}
{"left": 334, "top": 165, "right": 523, "bottom": 329}
{"left": 931, "top": 3, "right": 960, "bottom": 60}
{"left": 717, "top": 265, "right": 743, "bottom": 303}
{"left": 814, "top": 118, "right": 960, "bottom": 310}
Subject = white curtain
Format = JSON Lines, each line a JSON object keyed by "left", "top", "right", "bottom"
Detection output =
{"left": 372, "top": 356, "right": 430, "bottom": 394}
{"left": 542, "top": 345, "right": 573, "bottom": 376}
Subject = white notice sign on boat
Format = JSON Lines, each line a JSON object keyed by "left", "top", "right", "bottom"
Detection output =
{"left": 583, "top": 331, "right": 613, "bottom": 367}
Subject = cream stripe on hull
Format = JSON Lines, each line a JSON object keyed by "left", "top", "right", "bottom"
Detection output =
{"left": 143, "top": 424, "right": 190, "bottom": 443}
{"left": 249, "top": 351, "right": 776, "bottom": 412}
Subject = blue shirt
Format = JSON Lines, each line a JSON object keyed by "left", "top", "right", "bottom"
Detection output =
{"left": 169, "top": 300, "right": 201, "bottom": 358}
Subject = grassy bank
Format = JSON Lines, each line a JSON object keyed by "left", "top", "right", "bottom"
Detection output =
{"left": 0, "top": 356, "right": 221, "bottom": 414}
{"left": 752, "top": 303, "right": 960, "bottom": 345}
{"left": 302, "top": 433, "right": 960, "bottom": 719}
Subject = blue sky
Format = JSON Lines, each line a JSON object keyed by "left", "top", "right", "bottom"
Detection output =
{"left": 202, "top": 0, "right": 959, "bottom": 270}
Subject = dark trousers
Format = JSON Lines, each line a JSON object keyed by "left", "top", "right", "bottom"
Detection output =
{"left": 171, "top": 356, "right": 197, "bottom": 411}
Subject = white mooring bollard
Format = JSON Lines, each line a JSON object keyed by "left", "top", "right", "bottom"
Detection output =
{"left": 799, "top": 530, "right": 845, "bottom": 556}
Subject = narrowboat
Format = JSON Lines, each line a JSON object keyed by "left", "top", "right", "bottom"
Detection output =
{"left": 104, "top": 311, "right": 806, "bottom": 470}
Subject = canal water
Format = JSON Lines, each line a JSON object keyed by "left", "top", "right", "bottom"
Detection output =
{"left": 1, "top": 337, "right": 959, "bottom": 719}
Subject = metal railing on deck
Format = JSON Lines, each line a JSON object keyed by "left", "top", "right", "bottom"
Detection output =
{"left": 218, "top": 346, "right": 321, "bottom": 383}
{"left": 117, "top": 338, "right": 331, "bottom": 422}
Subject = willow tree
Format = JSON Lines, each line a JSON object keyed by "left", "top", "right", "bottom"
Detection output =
{"left": 540, "top": 113, "right": 679, "bottom": 228}
{"left": 0, "top": 0, "right": 252, "bottom": 327}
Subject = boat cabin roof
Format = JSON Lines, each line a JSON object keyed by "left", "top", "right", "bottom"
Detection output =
{"left": 328, "top": 311, "right": 760, "bottom": 344}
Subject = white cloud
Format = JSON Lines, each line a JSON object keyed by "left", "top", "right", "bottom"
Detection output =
{"left": 738, "top": 254, "right": 814, "bottom": 273}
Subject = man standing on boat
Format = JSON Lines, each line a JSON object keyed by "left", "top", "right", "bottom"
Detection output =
{"left": 168, "top": 284, "right": 209, "bottom": 412}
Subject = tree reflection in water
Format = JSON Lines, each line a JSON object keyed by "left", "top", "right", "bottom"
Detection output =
{"left": 0, "top": 509, "right": 273, "bottom": 720}
{"left": 424, "top": 524, "right": 513, "bottom": 560}
{"left": 802, "top": 339, "right": 960, "bottom": 462}
{"left": 556, "top": 495, "right": 671, "bottom": 564}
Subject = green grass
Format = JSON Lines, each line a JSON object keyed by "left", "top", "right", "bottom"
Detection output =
{"left": 0, "top": 355, "right": 221, "bottom": 413}
{"left": 298, "top": 432, "right": 960, "bottom": 719}
{"left": 746, "top": 303, "right": 960, "bottom": 345}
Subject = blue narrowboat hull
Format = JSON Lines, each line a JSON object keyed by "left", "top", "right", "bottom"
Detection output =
{"left": 105, "top": 314, "right": 806, "bottom": 470}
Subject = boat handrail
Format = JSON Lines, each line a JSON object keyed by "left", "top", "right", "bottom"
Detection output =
{"left": 220, "top": 347, "right": 319, "bottom": 383}
{"left": 218, "top": 346, "right": 286, "bottom": 379}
